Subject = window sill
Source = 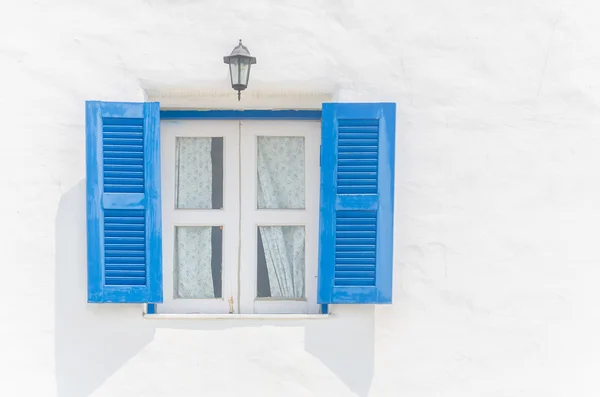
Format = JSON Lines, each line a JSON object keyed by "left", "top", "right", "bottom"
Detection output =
{"left": 142, "top": 313, "right": 330, "bottom": 320}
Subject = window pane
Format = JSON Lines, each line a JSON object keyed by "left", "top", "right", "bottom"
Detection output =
{"left": 175, "top": 137, "right": 223, "bottom": 209}
{"left": 257, "top": 226, "right": 305, "bottom": 298}
{"left": 257, "top": 136, "right": 305, "bottom": 209}
{"left": 174, "top": 226, "right": 222, "bottom": 299}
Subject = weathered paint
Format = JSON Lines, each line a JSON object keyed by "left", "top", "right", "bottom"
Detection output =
{"left": 0, "top": 0, "right": 594, "bottom": 396}
{"left": 318, "top": 103, "right": 395, "bottom": 304}
{"left": 86, "top": 102, "right": 163, "bottom": 303}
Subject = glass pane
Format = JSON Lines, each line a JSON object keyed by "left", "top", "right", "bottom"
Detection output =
{"left": 175, "top": 137, "right": 223, "bottom": 209}
{"left": 257, "top": 226, "right": 305, "bottom": 298}
{"left": 229, "top": 60, "right": 239, "bottom": 85}
{"left": 239, "top": 62, "right": 249, "bottom": 86}
{"left": 174, "top": 226, "right": 222, "bottom": 299}
{"left": 257, "top": 136, "right": 305, "bottom": 209}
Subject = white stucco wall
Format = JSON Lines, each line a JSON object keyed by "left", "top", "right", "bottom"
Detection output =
{"left": 0, "top": 0, "right": 597, "bottom": 396}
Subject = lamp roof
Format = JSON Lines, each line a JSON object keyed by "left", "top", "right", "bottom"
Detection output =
{"left": 223, "top": 40, "right": 257, "bottom": 64}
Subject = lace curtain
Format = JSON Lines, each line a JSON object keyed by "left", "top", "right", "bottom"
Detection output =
{"left": 257, "top": 137, "right": 305, "bottom": 298}
{"left": 174, "top": 136, "right": 305, "bottom": 300}
{"left": 175, "top": 138, "right": 215, "bottom": 299}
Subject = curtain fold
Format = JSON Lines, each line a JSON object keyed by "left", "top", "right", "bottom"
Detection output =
{"left": 172, "top": 136, "right": 306, "bottom": 299}
{"left": 257, "top": 136, "right": 305, "bottom": 298}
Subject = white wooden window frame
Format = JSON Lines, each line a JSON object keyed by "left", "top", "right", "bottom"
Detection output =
{"left": 158, "top": 119, "right": 320, "bottom": 314}
{"left": 239, "top": 121, "right": 321, "bottom": 315}
{"left": 160, "top": 120, "right": 240, "bottom": 314}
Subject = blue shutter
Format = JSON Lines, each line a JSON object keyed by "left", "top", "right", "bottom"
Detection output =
{"left": 318, "top": 103, "right": 396, "bottom": 304}
{"left": 86, "top": 101, "right": 162, "bottom": 303}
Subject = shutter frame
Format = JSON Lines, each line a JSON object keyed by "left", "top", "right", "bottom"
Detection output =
{"left": 317, "top": 102, "right": 396, "bottom": 304}
{"left": 86, "top": 101, "right": 163, "bottom": 303}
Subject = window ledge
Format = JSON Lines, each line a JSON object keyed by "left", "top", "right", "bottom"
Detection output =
{"left": 143, "top": 313, "right": 330, "bottom": 320}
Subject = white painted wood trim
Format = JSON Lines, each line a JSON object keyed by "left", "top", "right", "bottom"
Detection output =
{"left": 239, "top": 121, "right": 321, "bottom": 315}
{"left": 144, "top": 84, "right": 336, "bottom": 110}
{"left": 159, "top": 120, "right": 240, "bottom": 314}
{"left": 143, "top": 313, "right": 330, "bottom": 320}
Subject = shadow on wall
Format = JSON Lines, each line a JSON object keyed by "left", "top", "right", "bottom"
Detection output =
{"left": 54, "top": 180, "right": 375, "bottom": 397}
{"left": 54, "top": 180, "right": 155, "bottom": 397}
{"left": 304, "top": 305, "right": 375, "bottom": 397}
{"left": 148, "top": 308, "right": 375, "bottom": 397}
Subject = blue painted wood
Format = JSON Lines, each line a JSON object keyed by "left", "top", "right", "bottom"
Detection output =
{"left": 147, "top": 303, "right": 156, "bottom": 314}
{"left": 86, "top": 101, "right": 163, "bottom": 303}
{"left": 87, "top": 101, "right": 102, "bottom": 302}
{"left": 321, "top": 304, "right": 329, "bottom": 315}
{"left": 335, "top": 195, "right": 379, "bottom": 211}
{"left": 145, "top": 102, "right": 163, "bottom": 303}
{"left": 160, "top": 109, "right": 321, "bottom": 120}
{"left": 317, "top": 103, "right": 396, "bottom": 304}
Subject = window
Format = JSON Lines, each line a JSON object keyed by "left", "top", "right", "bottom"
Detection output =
{"left": 160, "top": 120, "right": 320, "bottom": 314}
{"left": 86, "top": 102, "right": 396, "bottom": 314}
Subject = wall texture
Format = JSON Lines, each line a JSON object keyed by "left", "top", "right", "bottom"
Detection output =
{"left": 0, "top": 0, "right": 597, "bottom": 396}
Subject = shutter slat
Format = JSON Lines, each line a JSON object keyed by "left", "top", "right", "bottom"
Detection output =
{"left": 104, "top": 151, "right": 144, "bottom": 158}
{"left": 105, "top": 216, "right": 144, "bottom": 223}
{"left": 104, "top": 158, "right": 144, "bottom": 165}
{"left": 105, "top": 237, "right": 145, "bottom": 244}
{"left": 104, "top": 224, "right": 145, "bottom": 231}
{"left": 336, "top": 244, "right": 376, "bottom": 251}
{"left": 103, "top": 132, "right": 144, "bottom": 139}
{"left": 105, "top": 257, "right": 145, "bottom": 264}
{"left": 104, "top": 171, "right": 144, "bottom": 179}
{"left": 104, "top": 184, "right": 145, "bottom": 192}
{"left": 336, "top": 225, "right": 376, "bottom": 232}
{"left": 338, "top": 119, "right": 379, "bottom": 127}
{"left": 336, "top": 218, "right": 376, "bottom": 225}
{"left": 336, "top": 238, "right": 376, "bottom": 245}
{"left": 337, "top": 179, "right": 377, "bottom": 186}
{"left": 338, "top": 152, "right": 378, "bottom": 160}
{"left": 337, "top": 172, "right": 377, "bottom": 179}
{"left": 335, "top": 265, "right": 376, "bottom": 271}
{"left": 102, "top": 185, "right": 144, "bottom": 193}
{"left": 335, "top": 258, "right": 376, "bottom": 265}
{"left": 105, "top": 230, "right": 145, "bottom": 237}
{"left": 335, "top": 251, "right": 376, "bottom": 258}
{"left": 103, "top": 138, "right": 143, "bottom": 145}
{"left": 106, "top": 265, "right": 145, "bottom": 271}
{"left": 335, "top": 279, "right": 375, "bottom": 286}
{"left": 338, "top": 139, "right": 379, "bottom": 146}
{"left": 337, "top": 187, "right": 377, "bottom": 194}
{"left": 105, "top": 244, "right": 145, "bottom": 250}
{"left": 335, "top": 231, "right": 376, "bottom": 238}
{"left": 104, "top": 137, "right": 143, "bottom": 144}
{"left": 335, "top": 271, "right": 376, "bottom": 279}
{"left": 104, "top": 164, "right": 144, "bottom": 172}
{"left": 105, "top": 250, "right": 145, "bottom": 257}
{"left": 103, "top": 144, "right": 143, "bottom": 151}
{"left": 106, "top": 269, "right": 145, "bottom": 276}
{"left": 105, "top": 277, "right": 146, "bottom": 286}
{"left": 104, "top": 177, "right": 144, "bottom": 185}
{"left": 338, "top": 159, "right": 377, "bottom": 165}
